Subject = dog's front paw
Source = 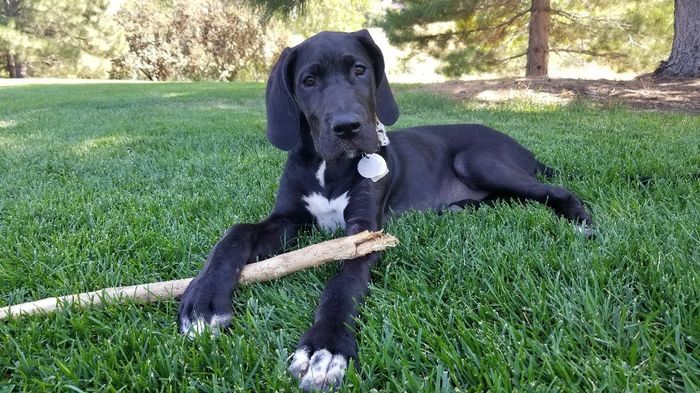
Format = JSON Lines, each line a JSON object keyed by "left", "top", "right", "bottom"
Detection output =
{"left": 290, "top": 347, "right": 347, "bottom": 391}
{"left": 289, "top": 323, "right": 356, "bottom": 391}
{"left": 177, "top": 273, "right": 235, "bottom": 338}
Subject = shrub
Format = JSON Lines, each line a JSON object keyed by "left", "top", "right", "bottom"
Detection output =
{"left": 112, "top": 0, "right": 284, "bottom": 81}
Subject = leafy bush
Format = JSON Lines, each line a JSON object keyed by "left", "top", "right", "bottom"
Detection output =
{"left": 0, "top": 0, "right": 125, "bottom": 78}
{"left": 112, "top": 0, "right": 284, "bottom": 81}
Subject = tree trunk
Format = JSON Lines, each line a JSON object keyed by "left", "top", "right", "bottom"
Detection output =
{"left": 14, "top": 61, "right": 27, "bottom": 78}
{"left": 525, "top": 0, "right": 550, "bottom": 77}
{"left": 6, "top": 53, "right": 16, "bottom": 78}
{"left": 6, "top": 53, "right": 26, "bottom": 78}
{"left": 4, "top": 0, "right": 26, "bottom": 78}
{"left": 653, "top": 0, "right": 700, "bottom": 77}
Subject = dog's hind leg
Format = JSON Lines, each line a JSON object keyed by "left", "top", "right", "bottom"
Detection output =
{"left": 453, "top": 152, "right": 593, "bottom": 236}
{"left": 536, "top": 160, "right": 557, "bottom": 179}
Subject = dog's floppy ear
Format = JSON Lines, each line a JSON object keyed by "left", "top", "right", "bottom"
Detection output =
{"left": 352, "top": 29, "right": 399, "bottom": 126}
{"left": 265, "top": 47, "right": 300, "bottom": 151}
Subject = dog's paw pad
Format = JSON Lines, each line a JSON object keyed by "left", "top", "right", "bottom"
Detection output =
{"left": 180, "top": 314, "right": 231, "bottom": 339}
{"left": 292, "top": 348, "right": 347, "bottom": 391}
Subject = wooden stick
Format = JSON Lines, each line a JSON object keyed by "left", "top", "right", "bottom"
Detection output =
{"left": 0, "top": 231, "right": 397, "bottom": 320}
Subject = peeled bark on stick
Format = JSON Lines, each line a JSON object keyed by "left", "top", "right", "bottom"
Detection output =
{"left": 0, "top": 231, "right": 398, "bottom": 320}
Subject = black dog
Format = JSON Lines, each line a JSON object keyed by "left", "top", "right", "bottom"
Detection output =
{"left": 178, "top": 30, "right": 593, "bottom": 391}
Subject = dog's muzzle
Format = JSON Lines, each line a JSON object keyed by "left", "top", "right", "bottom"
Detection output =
{"left": 315, "top": 126, "right": 379, "bottom": 160}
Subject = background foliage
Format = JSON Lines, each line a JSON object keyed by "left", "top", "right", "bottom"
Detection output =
{"left": 0, "top": 0, "right": 125, "bottom": 78}
{"left": 0, "top": 0, "right": 679, "bottom": 80}
{"left": 289, "top": 0, "right": 373, "bottom": 38}
{"left": 379, "top": 0, "right": 674, "bottom": 77}
{"left": 111, "top": 0, "right": 287, "bottom": 81}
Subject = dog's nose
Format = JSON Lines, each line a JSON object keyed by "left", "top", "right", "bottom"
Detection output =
{"left": 331, "top": 114, "right": 362, "bottom": 139}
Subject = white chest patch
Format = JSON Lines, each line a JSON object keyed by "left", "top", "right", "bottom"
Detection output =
{"left": 302, "top": 192, "right": 349, "bottom": 231}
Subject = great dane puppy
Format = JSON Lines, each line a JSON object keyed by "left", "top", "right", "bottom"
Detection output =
{"left": 178, "top": 30, "right": 593, "bottom": 391}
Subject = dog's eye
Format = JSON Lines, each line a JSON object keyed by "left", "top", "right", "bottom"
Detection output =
{"left": 303, "top": 76, "right": 316, "bottom": 87}
{"left": 353, "top": 64, "right": 366, "bottom": 76}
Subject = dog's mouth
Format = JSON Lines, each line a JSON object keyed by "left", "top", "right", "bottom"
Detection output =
{"left": 314, "top": 125, "right": 380, "bottom": 161}
{"left": 321, "top": 142, "right": 378, "bottom": 161}
{"left": 343, "top": 145, "right": 375, "bottom": 159}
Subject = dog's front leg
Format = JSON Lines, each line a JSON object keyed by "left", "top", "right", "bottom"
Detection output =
{"left": 178, "top": 215, "right": 299, "bottom": 336}
{"left": 290, "top": 217, "right": 379, "bottom": 391}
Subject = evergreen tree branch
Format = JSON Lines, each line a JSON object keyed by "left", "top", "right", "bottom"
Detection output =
{"left": 241, "top": 0, "right": 306, "bottom": 18}
{"left": 488, "top": 51, "right": 527, "bottom": 62}
{"left": 474, "top": 0, "right": 523, "bottom": 12}
{"left": 412, "top": 8, "right": 529, "bottom": 43}
{"left": 550, "top": 47, "right": 626, "bottom": 59}
{"left": 550, "top": 8, "right": 631, "bottom": 30}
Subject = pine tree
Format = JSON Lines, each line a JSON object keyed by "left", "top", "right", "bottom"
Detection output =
{"left": 379, "top": 0, "right": 673, "bottom": 77}
{"left": 0, "top": 0, "right": 125, "bottom": 78}
{"left": 653, "top": 0, "right": 700, "bottom": 78}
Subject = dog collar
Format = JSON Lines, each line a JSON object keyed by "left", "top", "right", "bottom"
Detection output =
{"left": 376, "top": 119, "right": 390, "bottom": 146}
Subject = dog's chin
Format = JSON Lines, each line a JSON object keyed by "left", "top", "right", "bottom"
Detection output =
{"left": 319, "top": 145, "right": 378, "bottom": 161}
{"left": 314, "top": 136, "right": 379, "bottom": 162}
{"left": 316, "top": 148, "right": 357, "bottom": 162}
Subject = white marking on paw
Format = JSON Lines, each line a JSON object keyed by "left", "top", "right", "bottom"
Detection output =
{"left": 302, "top": 192, "right": 349, "bottom": 232}
{"left": 188, "top": 318, "right": 208, "bottom": 339}
{"left": 448, "top": 204, "right": 463, "bottom": 212}
{"left": 308, "top": 349, "right": 333, "bottom": 386}
{"left": 181, "top": 314, "right": 231, "bottom": 339}
{"left": 315, "top": 161, "right": 326, "bottom": 188}
{"left": 574, "top": 224, "right": 594, "bottom": 237}
{"left": 325, "top": 354, "right": 347, "bottom": 385}
{"left": 289, "top": 347, "right": 311, "bottom": 378}
{"left": 180, "top": 316, "right": 192, "bottom": 334}
{"left": 291, "top": 348, "right": 347, "bottom": 391}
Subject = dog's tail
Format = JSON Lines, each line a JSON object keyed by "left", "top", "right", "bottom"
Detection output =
{"left": 536, "top": 161, "right": 557, "bottom": 179}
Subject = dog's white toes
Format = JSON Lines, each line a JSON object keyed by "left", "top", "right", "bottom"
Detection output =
{"left": 448, "top": 204, "right": 464, "bottom": 212}
{"left": 289, "top": 347, "right": 311, "bottom": 378}
{"left": 180, "top": 314, "right": 231, "bottom": 339}
{"left": 325, "top": 354, "right": 347, "bottom": 386}
{"left": 180, "top": 316, "right": 192, "bottom": 334}
{"left": 574, "top": 224, "right": 595, "bottom": 238}
{"left": 293, "top": 349, "right": 347, "bottom": 391}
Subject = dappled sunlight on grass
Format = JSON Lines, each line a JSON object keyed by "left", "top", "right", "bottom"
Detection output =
{"left": 425, "top": 77, "right": 700, "bottom": 113}
{"left": 189, "top": 98, "right": 266, "bottom": 114}
{"left": 475, "top": 88, "right": 574, "bottom": 106}
{"left": 0, "top": 119, "right": 17, "bottom": 129}
{"left": 0, "top": 135, "right": 20, "bottom": 149}
{"left": 162, "top": 92, "right": 190, "bottom": 98}
{"left": 72, "top": 134, "right": 135, "bottom": 155}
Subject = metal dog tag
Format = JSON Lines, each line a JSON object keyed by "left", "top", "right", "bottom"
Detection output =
{"left": 358, "top": 153, "right": 389, "bottom": 182}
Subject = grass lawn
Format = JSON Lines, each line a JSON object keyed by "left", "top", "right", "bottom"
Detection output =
{"left": 1, "top": 82, "right": 699, "bottom": 392}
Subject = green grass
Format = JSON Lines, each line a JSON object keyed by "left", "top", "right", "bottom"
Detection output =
{"left": 1, "top": 82, "right": 699, "bottom": 392}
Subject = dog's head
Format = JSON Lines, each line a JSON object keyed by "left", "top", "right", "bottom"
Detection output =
{"left": 265, "top": 30, "right": 399, "bottom": 160}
